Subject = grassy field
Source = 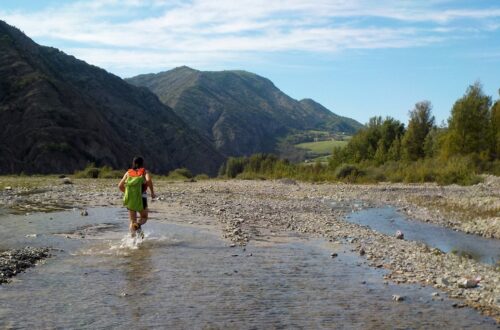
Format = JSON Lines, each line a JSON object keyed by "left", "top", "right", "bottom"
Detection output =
{"left": 295, "top": 140, "right": 348, "bottom": 155}
{"left": 0, "top": 175, "right": 60, "bottom": 189}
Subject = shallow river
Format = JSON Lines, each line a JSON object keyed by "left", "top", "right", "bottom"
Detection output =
{"left": 344, "top": 206, "right": 500, "bottom": 265}
{"left": 0, "top": 208, "right": 497, "bottom": 328}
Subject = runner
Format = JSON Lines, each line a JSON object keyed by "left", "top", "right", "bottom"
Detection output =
{"left": 118, "top": 156, "right": 156, "bottom": 238}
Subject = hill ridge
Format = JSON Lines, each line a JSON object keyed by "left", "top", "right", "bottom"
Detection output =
{"left": 0, "top": 20, "right": 223, "bottom": 175}
{"left": 127, "top": 67, "right": 363, "bottom": 156}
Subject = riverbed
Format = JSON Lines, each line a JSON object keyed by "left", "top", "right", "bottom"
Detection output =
{"left": 0, "top": 177, "right": 499, "bottom": 324}
{"left": 0, "top": 207, "right": 497, "bottom": 328}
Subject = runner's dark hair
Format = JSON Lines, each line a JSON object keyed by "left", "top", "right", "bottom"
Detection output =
{"left": 132, "top": 156, "right": 144, "bottom": 170}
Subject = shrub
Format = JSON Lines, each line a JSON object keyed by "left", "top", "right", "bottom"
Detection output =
{"left": 363, "top": 166, "right": 387, "bottom": 182}
{"left": 194, "top": 174, "right": 210, "bottom": 181}
{"left": 236, "top": 172, "right": 267, "bottom": 180}
{"left": 167, "top": 168, "right": 193, "bottom": 180}
{"left": 483, "top": 160, "right": 500, "bottom": 176}
{"left": 375, "top": 157, "right": 481, "bottom": 185}
{"left": 399, "top": 160, "right": 437, "bottom": 183}
{"left": 74, "top": 164, "right": 123, "bottom": 179}
{"left": 224, "top": 157, "right": 248, "bottom": 178}
{"left": 74, "top": 164, "right": 100, "bottom": 178}
{"left": 334, "top": 164, "right": 361, "bottom": 179}
{"left": 435, "top": 156, "right": 481, "bottom": 185}
{"left": 98, "top": 166, "right": 123, "bottom": 179}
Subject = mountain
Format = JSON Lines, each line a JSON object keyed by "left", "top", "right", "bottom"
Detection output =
{"left": 298, "top": 98, "right": 364, "bottom": 133}
{"left": 127, "top": 67, "right": 363, "bottom": 157}
{"left": 0, "top": 21, "right": 223, "bottom": 175}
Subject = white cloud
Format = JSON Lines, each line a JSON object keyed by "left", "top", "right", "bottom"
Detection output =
{"left": 1, "top": 0, "right": 498, "bottom": 75}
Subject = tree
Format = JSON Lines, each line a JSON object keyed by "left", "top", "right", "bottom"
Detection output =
{"left": 334, "top": 116, "right": 404, "bottom": 165}
{"left": 423, "top": 126, "right": 446, "bottom": 158}
{"left": 376, "top": 117, "right": 405, "bottom": 163}
{"left": 401, "top": 101, "right": 435, "bottom": 160}
{"left": 443, "top": 82, "right": 492, "bottom": 157}
{"left": 491, "top": 90, "right": 500, "bottom": 159}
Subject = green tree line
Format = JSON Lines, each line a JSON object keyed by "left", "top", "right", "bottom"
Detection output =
{"left": 220, "top": 82, "right": 500, "bottom": 185}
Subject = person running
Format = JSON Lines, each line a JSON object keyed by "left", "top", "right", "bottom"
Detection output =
{"left": 118, "top": 156, "right": 156, "bottom": 238}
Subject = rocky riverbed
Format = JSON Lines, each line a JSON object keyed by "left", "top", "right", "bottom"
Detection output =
{"left": 0, "top": 247, "right": 51, "bottom": 284}
{"left": 0, "top": 176, "right": 499, "bottom": 321}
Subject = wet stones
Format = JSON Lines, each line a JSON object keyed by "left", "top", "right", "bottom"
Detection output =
{"left": 392, "top": 295, "right": 404, "bottom": 302}
{"left": 0, "top": 247, "right": 50, "bottom": 284}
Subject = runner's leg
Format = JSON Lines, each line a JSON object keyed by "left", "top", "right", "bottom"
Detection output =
{"left": 129, "top": 209, "right": 138, "bottom": 237}
{"left": 139, "top": 197, "right": 148, "bottom": 226}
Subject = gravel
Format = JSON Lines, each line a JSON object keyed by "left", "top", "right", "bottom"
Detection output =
{"left": 0, "top": 177, "right": 498, "bottom": 321}
{"left": 0, "top": 247, "right": 51, "bottom": 284}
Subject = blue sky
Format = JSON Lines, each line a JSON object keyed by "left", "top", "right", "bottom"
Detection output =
{"left": 1, "top": 0, "right": 499, "bottom": 124}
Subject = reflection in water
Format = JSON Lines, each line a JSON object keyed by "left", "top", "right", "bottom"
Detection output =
{"left": 123, "top": 245, "right": 155, "bottom": 324}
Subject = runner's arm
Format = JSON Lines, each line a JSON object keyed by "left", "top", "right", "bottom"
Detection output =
{"left": 118, "top": 172, "right": 128, "bottom": 192}
{"left": 145, "top": 171, "right": 156, "bottom": 198}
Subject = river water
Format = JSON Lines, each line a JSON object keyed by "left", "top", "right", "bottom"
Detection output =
{"left": 344, "top": 206, "right": 500, "bottom": 265}
{"left": 0, "top": 208, "right": 497, "bottom": 328}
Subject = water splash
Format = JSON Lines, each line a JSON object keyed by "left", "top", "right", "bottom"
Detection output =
{"left": 71, "top": 228, "right": 176, "bottom": 257}
{"left": 116, "top": 234, "right": 144, "bottom": 250}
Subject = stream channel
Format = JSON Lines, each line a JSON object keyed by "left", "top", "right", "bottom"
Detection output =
{"left": 343, "top": 206, "right": 500, "bottom": 265}
{"left": 0, "top": 207, "right": 497, "bottom": 328}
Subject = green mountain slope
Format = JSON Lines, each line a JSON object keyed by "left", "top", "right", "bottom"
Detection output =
{"left": 0, "top": 21, "right": 223, "bottom": 175}
{"left": 127, "top": 67, "right": 363, "bottom": 157}
{"left": 299, "top": 98, "right": 364, "bottom": 133}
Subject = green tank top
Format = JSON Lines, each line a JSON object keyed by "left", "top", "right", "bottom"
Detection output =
{"left": 123, "top": 175, "right": 144, "bottom": 211}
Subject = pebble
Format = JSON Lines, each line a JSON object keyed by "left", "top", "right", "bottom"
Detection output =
{"left": 458, "top": 278, "right": 480, "bottom": 289}
{"left": 392, "top": 295, "right": 404, "bottom": 301}
{"left": 0, "top": 247, "right": 50, "bottom": 284}
{"left": 395, "top": 230, "right": 404, "bottom": 239}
